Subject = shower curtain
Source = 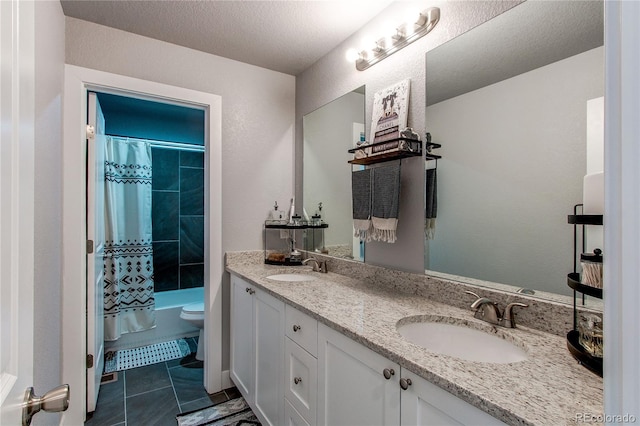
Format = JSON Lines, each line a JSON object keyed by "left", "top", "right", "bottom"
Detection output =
{"left": 104, "top": 137, "right": 156, "bottom": 341}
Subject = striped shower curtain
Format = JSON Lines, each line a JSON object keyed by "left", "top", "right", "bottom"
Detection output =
{"left": 104, "top": 137, "right": 156, "bottom": 341}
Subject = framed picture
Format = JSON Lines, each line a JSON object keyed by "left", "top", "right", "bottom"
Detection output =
{"left": 370, "top": 79, "right": 410, "bottom": 144}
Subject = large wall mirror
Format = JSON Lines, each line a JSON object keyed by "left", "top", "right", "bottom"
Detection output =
{"left": 424, "top": 1, "right": 604, "bottom": 304}
{"left": 303, "top": 86, "right": 366, "bottom": 261}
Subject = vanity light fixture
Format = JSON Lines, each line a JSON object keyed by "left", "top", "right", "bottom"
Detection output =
{"left": 346, "top": 7, "right": 440, "bottom": 71}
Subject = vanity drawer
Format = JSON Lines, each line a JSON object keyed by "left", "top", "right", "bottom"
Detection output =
{"left": 285, "top": 305, "right": 318, "bottom": 356}
{"left": 285, "top": 337, "right": 317, "bottom": 425}
{"left": 285, "top": 398, "right": 311, "bottom": 426}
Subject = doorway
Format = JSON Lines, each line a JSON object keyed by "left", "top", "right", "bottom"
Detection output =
{"left": 62, "top": 65, "right": 223, "bottom": 425}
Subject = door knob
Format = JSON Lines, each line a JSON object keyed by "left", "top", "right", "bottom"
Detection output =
{"left": 22, "top": 384, "right": 70, "bottom": 426}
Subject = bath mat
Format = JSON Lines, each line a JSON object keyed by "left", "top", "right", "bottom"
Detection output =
{"left": 104, "top": 338, "right": 191, "bottom": 373}
{"left": 176, "top": 397, "right": 260, "bottom": 426}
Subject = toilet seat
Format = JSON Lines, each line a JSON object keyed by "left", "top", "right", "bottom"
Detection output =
{"left": 181, "top": 302, "right": 204, "bottom": 315}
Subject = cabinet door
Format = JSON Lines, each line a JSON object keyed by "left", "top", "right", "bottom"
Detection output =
{"left": 317, "top": 324, "right": 400, "bottom": 426}
{"left": 230, "top": 275, "right": 255, "bottom": 401}
{"left": 254, "top": 289, "right": 285, "bottom": 426}
{"left": 400, "top": 369, "right": 507, "bottom": 426}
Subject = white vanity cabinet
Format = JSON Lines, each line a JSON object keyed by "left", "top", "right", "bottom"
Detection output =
{"left": 400, "top": 369, "right": 506, "bottom": 426}
{"left": 317, "top": 323, "right": 401, "bottom": 425}
{"left": 317, "top": 323, "right": 507, "bottom": 426}
{"left": 230, "top": 273, "right": 506, "bottom": 426}
{"left": 230, "top": 275, "right": 285, "bottom": 426}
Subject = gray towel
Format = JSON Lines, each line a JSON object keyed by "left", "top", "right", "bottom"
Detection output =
{"left": 371, "top": 163, "right": 401, "bottom": 243}
{"left": 352, "top": 169, "right": 372, "bottom": 241}
{"left": 425, "top": 167, "right": 437, "bottom": 239}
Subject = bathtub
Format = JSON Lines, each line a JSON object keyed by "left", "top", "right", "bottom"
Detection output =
{"left": 104, "top": 287, "right": 203, "bottom": 352}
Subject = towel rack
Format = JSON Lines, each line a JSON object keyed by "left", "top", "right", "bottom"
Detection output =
{"left": 424, "top": 132, "right": 441, "bottom": 161}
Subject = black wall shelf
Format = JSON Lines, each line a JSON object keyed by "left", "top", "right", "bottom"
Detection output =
{"left": 566, "top": 204, "right": 603, "bottom": 376}
{"left": 348, "top": 137, "right": 422, "bottom": 165}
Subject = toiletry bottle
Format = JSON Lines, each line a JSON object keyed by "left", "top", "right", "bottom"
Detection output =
{"left": 270, "top": 201, "right": 284, "bottom": 222}
{"left": 316, "top": 202, "right": 324, "bottom": 224}
{"left": 288, "top": 198, "right": 295, "bottom": 224}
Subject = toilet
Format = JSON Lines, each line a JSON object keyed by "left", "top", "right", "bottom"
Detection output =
{"left": 180, "top": 302, "right": 205, "bottom": 361}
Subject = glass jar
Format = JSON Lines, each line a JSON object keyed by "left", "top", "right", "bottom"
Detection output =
{"left": 580, "top": 248, "right": 603, "bottom": 288}
{"left": 578, "top": 313, "right": 603, "bottom": 358}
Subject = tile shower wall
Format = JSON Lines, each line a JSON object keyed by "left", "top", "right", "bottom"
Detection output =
{"left": 152, "top": 148, "right": 204, "bottom": 292}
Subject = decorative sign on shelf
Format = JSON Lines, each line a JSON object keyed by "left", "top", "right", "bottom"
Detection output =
{"left": 370, "top": 79, "right": 410, "bottom": 144}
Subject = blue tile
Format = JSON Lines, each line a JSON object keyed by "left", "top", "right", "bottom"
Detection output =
{"left": 168, "top": 365, "right": 208, "bottom": 405}
{"left": 153, "top": 242, "right": 179, "bottom": 292}
{"left": 180, "top": 264, "right": 204, "bottom": 289}
{"left": 126, "top": 386, "right": 179, "bottom": 426}
{"left": 152, "top": 191, "right": 179, "bottom": 241}
{"left": 180, "top": 151, "right": 204, "bottom": 168}
{"left": 125, "top": 363, "right": 171, "bottom": 397}
{"left": 180, "top": 168, "right": 204, "bottom": 215}
{"left": 85, "top": 378, "right": 125, "bottom": 426}
{"left": 152, "top": 148, "right": 179, "bottom": 191}
{"left": 179, "top": 217, "right": 204, "bottom": 264}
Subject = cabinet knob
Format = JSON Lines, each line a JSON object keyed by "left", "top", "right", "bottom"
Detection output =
{"left": 292, "top": 324, "right": 301, "bottom": 332}
{"left": 245, "top": 287, "right": 250, "bottom": 293}
{"left": 248, "top": 288, "right": 255, "bottom": 295}
{"left": 383, "top": 368, "right": 395, "bottom": 380}
{"left": 399, "top": 378, "right": 412, "bottom": 390}
{"left": 294, "top": 377, "right": 302, "bottom": 385}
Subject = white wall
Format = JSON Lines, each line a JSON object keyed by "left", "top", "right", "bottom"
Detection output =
{"left": 33, "top": 1, "right": 65, "bottom": 424}
{"left": 65, "top": 17, "right": 296, "bottom": 371}
{"left": 425, "top": 47, "right": 604, "bottom": 295}
{"left": 296, "top": 0, "right": 523, "bottom": 273}
{"left": 303, "top": 91, "right": 364, "bottom": 249}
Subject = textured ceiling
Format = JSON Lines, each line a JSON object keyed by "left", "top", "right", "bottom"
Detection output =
{"left": 60, "top": 0, "right": 395, "bottom": 76}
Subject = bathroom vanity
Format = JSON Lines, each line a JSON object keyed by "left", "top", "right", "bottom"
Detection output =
{"left": 226, "top": 252, "right": 603, "bottom": 426}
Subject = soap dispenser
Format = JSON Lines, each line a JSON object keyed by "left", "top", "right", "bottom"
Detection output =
{"left": 312, "top": 202, "right": 323, "bottom": 225}
{"left": 269, "top": 201, "right": 286, "bottom": 223}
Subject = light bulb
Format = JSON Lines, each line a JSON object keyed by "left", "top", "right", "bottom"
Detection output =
{"left": 345, "top": 48, "right": 360, "bottom": 62}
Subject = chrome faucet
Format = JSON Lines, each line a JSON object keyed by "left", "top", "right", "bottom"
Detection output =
{"left": 302, "top": 257, "right": 328, "bottom": 273}
{"left": 464, "top": 291, "right": 528, "bottom": 328}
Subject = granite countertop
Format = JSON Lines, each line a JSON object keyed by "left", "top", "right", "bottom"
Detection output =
{"left": 226, "top": 261, "right": 603, "bottom": 425}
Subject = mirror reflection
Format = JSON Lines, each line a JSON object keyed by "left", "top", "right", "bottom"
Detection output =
{"left": 424, "top": 1, "right": 604, "bottom": 300}
{"left": 303, "top": 86, "right": 366, "bottom": 261}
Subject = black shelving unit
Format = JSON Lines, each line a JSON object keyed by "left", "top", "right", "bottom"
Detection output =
{"left": 566, "top": 204, "right": 603, "bottom": 376}
{"left": 263, "top": 222, "right": 328, "bottom": 265}
{"left": 347, "top": 137, "right": 422, "bottom": 165}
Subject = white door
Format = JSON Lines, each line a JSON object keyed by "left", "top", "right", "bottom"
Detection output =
{"left": 86, "top": 92, "right": 106, "bottom": 413}
{"left": 0, "top": 0, "right": 35, "bottom": 423}
{"left": 317, "top": 324, "right": 400, "bottom": 426}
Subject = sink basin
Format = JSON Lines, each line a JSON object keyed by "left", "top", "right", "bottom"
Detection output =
{"left": 265, "top": 273, "right": 318, "bottom": 282}
{"left": 397, "top": 318, "right": 528, "bottom": 364}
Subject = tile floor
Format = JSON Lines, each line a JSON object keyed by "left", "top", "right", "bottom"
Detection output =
{"left": 85, "top": 337, "right": 240, "bottom": 426}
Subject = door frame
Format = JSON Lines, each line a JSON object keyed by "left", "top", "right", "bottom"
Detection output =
{"left": 61, "top": 65, "right": 223, "bottom": 424}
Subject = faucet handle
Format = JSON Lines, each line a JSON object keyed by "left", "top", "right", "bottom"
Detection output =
{"left": 502, "top": 302, "right": 529, "bottom": 328}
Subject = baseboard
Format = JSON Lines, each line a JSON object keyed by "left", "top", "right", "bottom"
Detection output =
{"left": 221, "top": 369, "right": 234, "bottom": 390}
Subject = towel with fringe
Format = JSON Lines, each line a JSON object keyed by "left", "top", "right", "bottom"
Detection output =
{"left": 352, "top": 169, "right": 373, "bottom": 241}
{"left": 425, "top": 167, "right": 437, "bottom": 239}
{"left": 371, "top": 163, "right": 401, "bottom": 243}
